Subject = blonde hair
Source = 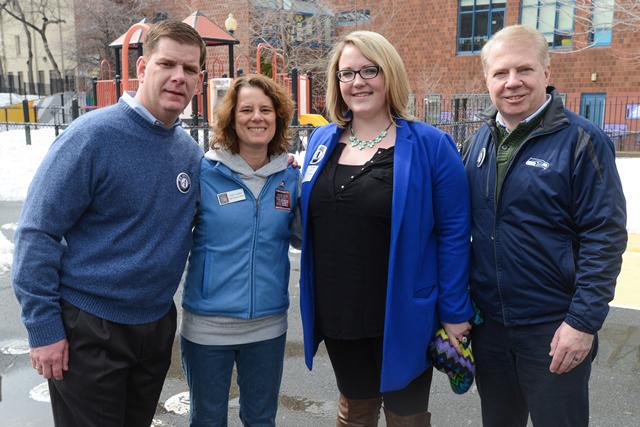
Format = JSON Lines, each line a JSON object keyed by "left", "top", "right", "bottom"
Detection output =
{"left": 212, "top": 74, "right": 294, "bottom": 155}
{"left": 325, "top": 31, "right": 412, "bottom": 127}
{"left": 481, "top": 25, "right": 550, "bottom": 74}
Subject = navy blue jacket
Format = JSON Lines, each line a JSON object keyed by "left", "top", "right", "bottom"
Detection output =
{"left": 301, "top": 120, "right": 474, "bottom": 392}
{"left": 464, "top": 89, "right": 627, "bottom": 334}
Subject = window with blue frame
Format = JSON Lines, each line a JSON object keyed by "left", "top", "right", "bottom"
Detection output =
{"left": 457, "top": 0, "right": 506, "bottom": 53}
{"left": 521, "top": 0, "right": 575, "bottom": 48}
{"left": 589, "top": 0, "right": 614, "bottom": 46}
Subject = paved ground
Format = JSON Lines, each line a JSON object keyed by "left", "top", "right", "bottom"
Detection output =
{"left": 1, "top": 200, "right": 639, "bottom": 426}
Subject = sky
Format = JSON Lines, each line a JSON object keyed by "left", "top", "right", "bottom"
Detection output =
{"left": 0, "top": 127, "right": 638, "bottom": 275}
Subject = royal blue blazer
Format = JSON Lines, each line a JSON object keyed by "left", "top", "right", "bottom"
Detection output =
{"left": 299, "top": 119, "right": 474, "bottom": 392}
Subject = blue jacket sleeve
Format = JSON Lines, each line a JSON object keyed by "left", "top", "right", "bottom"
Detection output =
{"left": 11, "top": 129, "right": 96, "bottom": 347}
{"left": 432, "top": 133, "right": 474, "bottom": 323}
{"left": 565, "top": 128, "right": 627, "bottom": 334}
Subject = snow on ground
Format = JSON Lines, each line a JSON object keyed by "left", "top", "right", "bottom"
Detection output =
{"left": 615, "top": 158, "right": 640, "bottom": 233}
{"left": 0, "top": 232, "right": 12, "bottom": 274}
{"left": 0, "top": 93, "right": 40, "bottom": 107}
{"left": 0, "top": 128, "right": 58, "bottom": 201}
{"left": 0, "top": 129, "right": 638, "bottom": 275}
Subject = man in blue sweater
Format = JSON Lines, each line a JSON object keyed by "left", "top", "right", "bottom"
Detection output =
{"left": 12, "top": 21, "right": 205, "bottom": 426}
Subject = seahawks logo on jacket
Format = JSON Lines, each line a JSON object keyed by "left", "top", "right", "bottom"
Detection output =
{"left": 525, "top": 158, "right": 550, "bottom": 170}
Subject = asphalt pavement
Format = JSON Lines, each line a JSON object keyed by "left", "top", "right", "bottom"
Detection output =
{"left": 1, "top": 200, "right": 638, "bottom": 426}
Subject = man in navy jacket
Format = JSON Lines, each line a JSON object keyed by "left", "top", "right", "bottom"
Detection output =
{"left": 464, "top": 25, "right": 627, "bottom": 427}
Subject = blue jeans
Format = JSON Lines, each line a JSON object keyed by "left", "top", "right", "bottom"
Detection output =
{"left": 471, "top": 317, "right": 596, "bottom": 427}
{"left": 181, "top": 334, "right": 286, "bottom": 427}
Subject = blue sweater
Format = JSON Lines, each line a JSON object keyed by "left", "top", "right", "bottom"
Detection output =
{"left": 12, "top": 99, "right": 203, "bottom": 347}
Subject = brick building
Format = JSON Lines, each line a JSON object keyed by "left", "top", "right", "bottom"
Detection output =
{"left": 324, "top": 0, "right": 640, "bottom": 146}
{"left": 146, "top": 1, "right": 332, "bottom": 77}
{"left": 150, "top": 1, "right": 638, "bottom": 143}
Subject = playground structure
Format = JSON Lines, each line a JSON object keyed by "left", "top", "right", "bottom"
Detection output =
{"left": 93, "top": 14, "right": 328, "bottom": 128}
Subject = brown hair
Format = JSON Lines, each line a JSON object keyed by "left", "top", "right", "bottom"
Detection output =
{"left": 212, "top": 75, "right": 294, "bottom": 155}
{"left": 143, "top": 20, "right": 206, "bottom": 67}
{"left": 325, "top": 31, "right": 412, "bottom": 127}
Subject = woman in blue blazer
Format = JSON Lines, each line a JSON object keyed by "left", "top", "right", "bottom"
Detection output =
{"left": 299, "top": 31, "right": 474, "bottom": 426}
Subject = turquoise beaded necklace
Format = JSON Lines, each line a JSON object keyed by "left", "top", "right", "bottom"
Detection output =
{"left": 349, "top": 122, "right": 393, "bottom": 150}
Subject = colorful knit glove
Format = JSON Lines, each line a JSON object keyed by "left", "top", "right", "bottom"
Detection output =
{"left": 428, "top": 327, "right": 475, "bottom": 394}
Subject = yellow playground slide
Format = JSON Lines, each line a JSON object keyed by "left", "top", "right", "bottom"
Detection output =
{"left": 299, "top": 114, "right": 328, "bottom": 127}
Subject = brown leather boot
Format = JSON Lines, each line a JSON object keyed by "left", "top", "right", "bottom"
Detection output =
{"left": 336, "top": 393, "right": 382, "bottom": 427}
{"left": 383, "top": 407, "right": 432, "bottom": 427}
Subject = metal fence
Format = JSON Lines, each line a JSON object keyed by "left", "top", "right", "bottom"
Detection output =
{"left": 1, "top": 111, "right": 313, "bottom": 155}
{"left": 3, "top": 92, "right": 640, "bottom": 154}
{"left": 0, "top": 75, "right": 85, "bottom": 97}
{"left": 0, "top": 105, "right": 76, "bottom": 129}
{"left": 418, "top": 93, "right": 640, "bottom": 153}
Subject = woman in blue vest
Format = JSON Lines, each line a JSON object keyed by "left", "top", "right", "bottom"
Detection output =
{"left": 299, "top": 31, "right": 474, "bottom": 426}
{"left": 180, "top": 74, "right": 300, "bottom": 427}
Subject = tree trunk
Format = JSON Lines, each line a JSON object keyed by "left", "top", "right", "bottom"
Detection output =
{"left": 0, "top": 0, "right": 63, "bottom": 79}
{"left": 38, "top": 29, "right": 61, "bottom": 78}
{"left": 13, "top": 1, "right": 36, "bottom": 94}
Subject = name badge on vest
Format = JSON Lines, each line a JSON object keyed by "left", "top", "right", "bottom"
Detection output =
{"left": 302, "top": 165, "right": 319, "bottom": 183}
{"left": 275, "top": 183, "right": 291, "bottom": 210}
{"left": 217, "top": 188, "right": 246, "bottom": 206}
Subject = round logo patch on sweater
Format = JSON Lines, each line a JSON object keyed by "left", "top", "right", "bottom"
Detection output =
{"left": 176, "top": 172, "right": 191, "bottom": 194}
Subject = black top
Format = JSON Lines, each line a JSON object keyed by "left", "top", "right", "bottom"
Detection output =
{"left": 309, "top": 143, "right": 394, "bottom": 339}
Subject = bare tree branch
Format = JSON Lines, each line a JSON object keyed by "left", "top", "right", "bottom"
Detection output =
{"left": 73, "top": 0, "right": 162, "bottom": 76}
{"left": 0, "top": 0, "right": 65, "bottom": 76}
{"left": 6, "top": 0, "right": 36, "bottom": 93}
{"left": 247, "top": 0, "right": 336, "bottom": 112}
{"left": 551, "top": 0, "right": 640, "bottom": 59}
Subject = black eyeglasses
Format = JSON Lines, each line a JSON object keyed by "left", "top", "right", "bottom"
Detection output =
{"left": 336, "top": 65, "right": 381, "bottom": 83}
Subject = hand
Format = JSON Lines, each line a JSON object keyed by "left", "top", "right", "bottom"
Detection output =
{"left": 442, "top": 321, "right": 472, "bottom": 355}
{"left": 31, "top": 338, "right": 69, "bottom": 380}
{"left": 549, "top": 322, "right": 594, "bottom": 374}
{"left": 287, "top": 153, "right": 300, "bottom": 169}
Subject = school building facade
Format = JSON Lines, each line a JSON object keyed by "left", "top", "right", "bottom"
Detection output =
{"left": 326, "top": 0, "right": 640, "bottom": 149}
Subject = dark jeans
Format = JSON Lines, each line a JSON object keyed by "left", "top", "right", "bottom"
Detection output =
{"left": 181, "top": 334, "right": 287, "bottom": 427}
{"left": 471, "top": 317, "right": 596, "bottom": 427}
{"left": 324, "top": 336, "right": 432, "bottom": 415}
{"left": 48, "top": 300, "right": 176, "bottom": 427}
